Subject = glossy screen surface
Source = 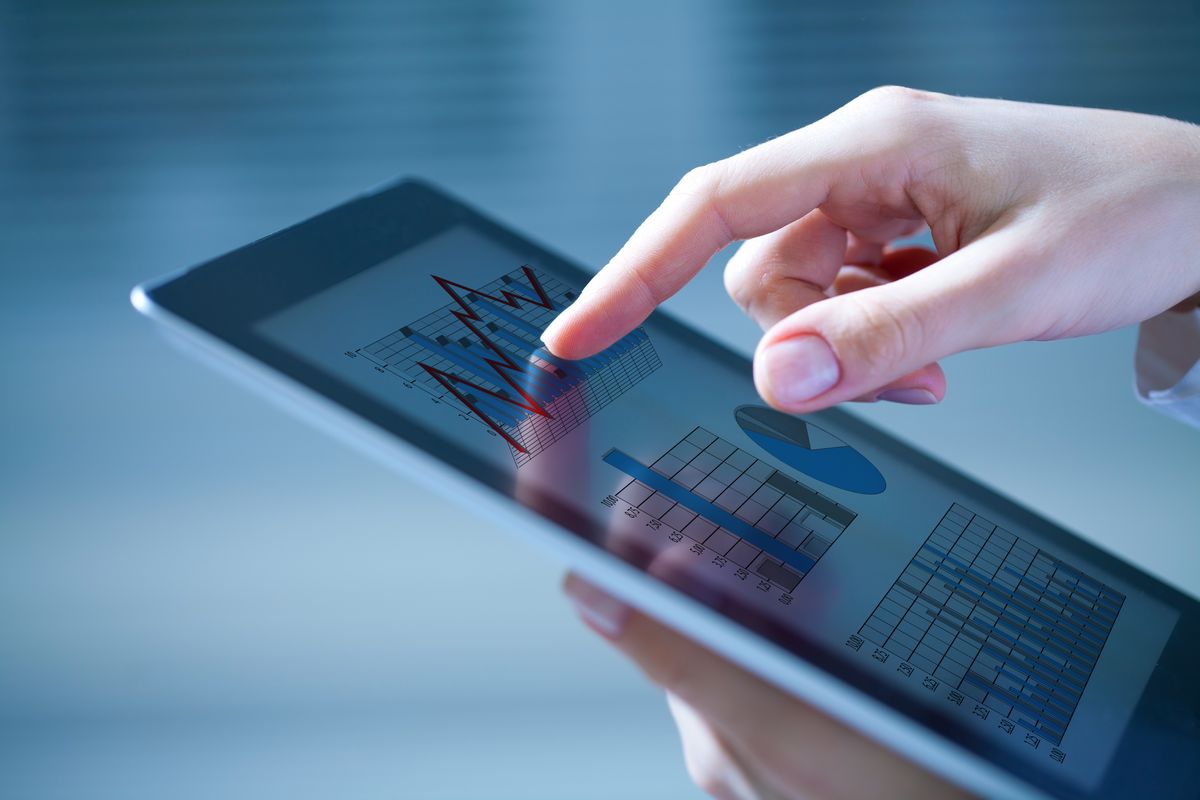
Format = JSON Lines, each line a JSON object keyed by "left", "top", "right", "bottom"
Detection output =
{"left": 254, "top": 222, "right": 1183, "bottom": 796}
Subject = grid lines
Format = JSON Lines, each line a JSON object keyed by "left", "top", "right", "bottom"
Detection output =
{"left": 613, "top": 427, "right": 857, "bottom": 591}
{"left": 357, "top": 266, "right": 660, "bottom": 465}
{"left": 859, "top": 503, "right": 1125, "bottom": 746}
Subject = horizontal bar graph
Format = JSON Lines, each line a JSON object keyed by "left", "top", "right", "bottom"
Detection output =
{"left": 357, "top": 266, "right": 660, "bottom": 465}
{"left": 604, "top": 427, "right": 857, "bottom": 591}
{"left": 859, "top": 503, "right": 1124, "bottom": 746}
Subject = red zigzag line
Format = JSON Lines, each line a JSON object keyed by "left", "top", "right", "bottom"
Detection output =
{"left": 418, "top": 266, "right": 561, "bottom": 454}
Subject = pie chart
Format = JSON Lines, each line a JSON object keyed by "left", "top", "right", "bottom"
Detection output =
{"left": 735, "top": 405, "right": 886, "bottom": 494}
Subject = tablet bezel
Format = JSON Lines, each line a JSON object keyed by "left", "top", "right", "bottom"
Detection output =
{"left": 133, "top": 177, "right": 1200, "bottom": 799}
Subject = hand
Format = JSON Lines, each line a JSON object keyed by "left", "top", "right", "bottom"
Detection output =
{"left": 542, "top": 87, "right": 1200, "bottom": 410}
{"left": 564, "top": 574, "right": 973, "bottom": 800}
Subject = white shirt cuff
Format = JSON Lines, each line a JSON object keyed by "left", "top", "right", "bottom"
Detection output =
{"left": 1135, "top": 308, "right": 1200, "bottom": 428}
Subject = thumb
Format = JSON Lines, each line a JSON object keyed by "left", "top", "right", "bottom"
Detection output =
{"left": 753, "top": 235, "right": 1022, "bottom": 412}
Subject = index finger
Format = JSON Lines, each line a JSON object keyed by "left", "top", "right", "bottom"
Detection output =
{"left": 540, "top": 131, "right": 838, "bottom": 359}
{"left": 540, "top": 86, "right": 948, "bottom": 360}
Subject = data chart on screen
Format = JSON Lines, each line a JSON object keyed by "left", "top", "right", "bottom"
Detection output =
{"left": 603, "top": 427, "right": 857, "bottom": 592}
{"left": 859, "top": 503, "right": 1125, "bottom": 746}
{"left": 356, "top": 266, "right": 660, "bottom": 465}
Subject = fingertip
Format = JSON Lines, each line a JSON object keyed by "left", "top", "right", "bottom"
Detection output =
{"left": 540, "top": 299, "right": 639, "bottom": 360}
{"left": 538, "top": 312, "right": 571, "bottom": 357}
{"left": 539, "top": 309, "right": 598, "bottom": 360}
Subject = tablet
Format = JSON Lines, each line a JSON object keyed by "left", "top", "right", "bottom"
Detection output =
{"left": 132, "top": 178, "right": 1200, "bottom": 799}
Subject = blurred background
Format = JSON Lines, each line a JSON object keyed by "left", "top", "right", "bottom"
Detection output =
{"left": 2, "top": 1, "right": 1200, "bottom": 798}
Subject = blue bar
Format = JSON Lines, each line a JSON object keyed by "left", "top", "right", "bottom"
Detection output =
{"left": 924, "top": 546, "right": 1101, "bottom": 648}
{"left": 928, "top": 547, "right": 1093, "bottom": 639}
{"left": 964, "top": 618, "right": 1089, "bottom": 695}
{"left": 1055, "top": 575, "right": 1108, "bottom": 608}
{"left": 610, "top": 328, "right": 647, "bottom": 355}
{"left": 518, "top": 352, "right": 583, "bottom": 388}
{"left": 964, "top": 618, "right": 1080, "bottom": 681}
{"left": 1049, "top": 559, "right": 1122, "bottom": 612}
{"left": 1001, "top": 566, "right": 1114, "bottom": 630}
{"left": 485, "top": 324, "right": 547, "bottom": 364}
{"left": 911, "top": 560, "right": 1094, "bottom": 665}
{"left": 955, "top": 580, "right": 1095, "bottom": 665}
{"left": 1002, "top": 652, "right": 1080, "bottom": 697}
{"left": 410, "top": 328, "right": 532, "bottom": 394}
{"left": 602, "top": 448, "right": 816, "bottom": 575}
{"left": 1043, "top": 570, "right": 1113, "bottom": 612}
{"left": 993, "top": 667, "right": 1074, "bottom": 719}
{"left": 487, "top": 316, "right": 614, "bottom": 376}
{"left": 497, "top": 332, "right": 588, "bottom": 387}
{"left": 914, "top": 583, "right": 1078, "bottom": 676}
{"left": 408, "top": 332, "right": 498, "bottom": 380}
{"left": 1047, "top": 574, "right": 1118, "bottom": 618}
{"left": 488, "top": 327, "right": 583, "bottom": 381}
{"left": 464, "top": 391, "right": 525, "bottom": 428}
{"left": 506, "top": 356, "right": 566, "bottom": 403}
{"left": 470, "top": 296, "right": 547, "bottom": 338}
{"left": 446, "top": 337, "right": 570, "bottom": 405}
{"left": 581, "top": 334, "right": 628, "bottom": 371}
{"left": 971, "top": 629, "right": 1082, "bottom": 697}
{"left": 1014, "top": 716, "right": 1061, "bottom": 743}
{"left": 487, "top": 321, "right": 538, "bottom": 351}
{"left": 968, "top": 620, "right": 1085, "bottom": 692}
{"left": 588, "top": 328, "right": 646, "bottom": 371}
{"left": 1049, "top": 557, "right": 1104, "bottom": 592}
{"left": 961, "top": 673, "right": 1064, "bottom": 742}
{"left": 409, "top": 333, "right": 556, "bottom": 409}
{"left": 1001, "top": 579, "right": 1108, "bottom": 648}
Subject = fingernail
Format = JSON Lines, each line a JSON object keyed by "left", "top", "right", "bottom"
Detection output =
{"left": 565, "top": 577, "right": 630, "bottom": 640}
{"left": 760, "top": 335, "right": 840, "bottom": 406}
{"left": 877, "top": 388, "right": 938, "bottom": 405}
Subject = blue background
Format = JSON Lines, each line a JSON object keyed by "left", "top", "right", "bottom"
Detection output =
{"left": 2, "top": 2, "right": 1199, "bottom": 797}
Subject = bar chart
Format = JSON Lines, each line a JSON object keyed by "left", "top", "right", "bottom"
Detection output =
{"left": 604, "top": 427, "right": 858, "bottom": 591}
{"left": 859, "top": 503, "right": 1124, "bottom": 745}
{"left": 357, "top": 266, "right": 660, "bottom": 465}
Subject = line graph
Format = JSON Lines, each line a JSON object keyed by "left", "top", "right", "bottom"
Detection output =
{"left": 357, "top": 265, "right": 660, "bottom": 465}
{"left": 859, "top": 503, "right": 1124, "bottom": 746}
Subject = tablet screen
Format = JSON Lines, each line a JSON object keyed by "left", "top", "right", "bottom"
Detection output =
{"left": 248, "top": 217, "right": 1185, "bottom": 795}
{"left": 136, "top": 178, "right": 1200, "bottom": 796}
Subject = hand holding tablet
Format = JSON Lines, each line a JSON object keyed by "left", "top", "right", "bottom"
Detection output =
{"left": 133, "top": 107, "right": 1200, "bottom": 797}
{"left": 543, "top": 89, "right": 1200, "bottom": 799}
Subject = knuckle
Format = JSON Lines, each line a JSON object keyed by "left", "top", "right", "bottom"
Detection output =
{"left": 858, "top": 84, "right": 935, "bottom": 111}
{"left": 850, "top": 86, "right": 945, "bottom": 144}
{"left": 625, "top": 262, "right": 665, "bottom": 310}
{"left": 671, "top": 163, "right": 720, "bottom": 200}
{"left": 670, "top": 161, "right": 735, "bottom": 243}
